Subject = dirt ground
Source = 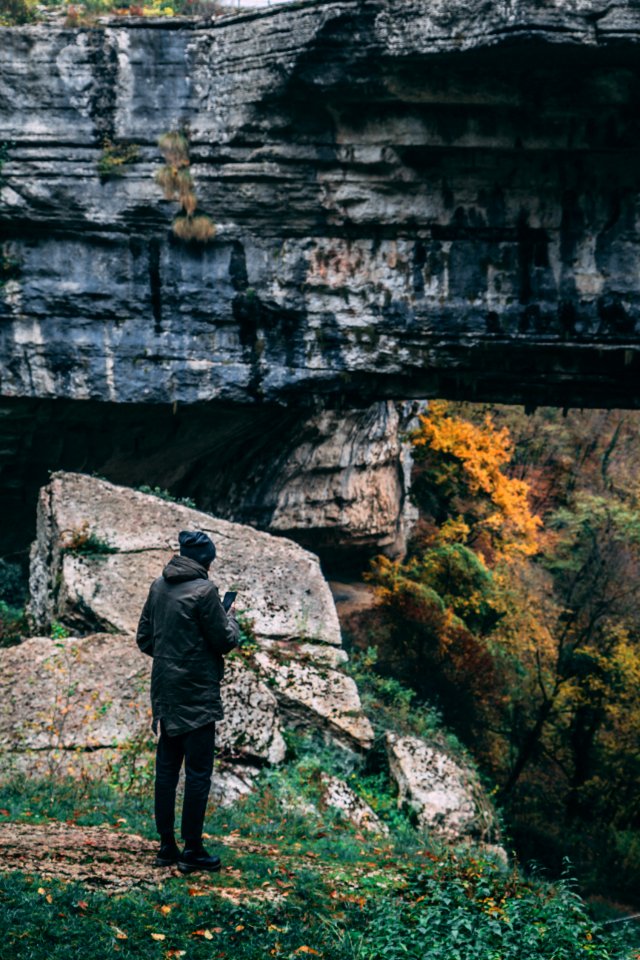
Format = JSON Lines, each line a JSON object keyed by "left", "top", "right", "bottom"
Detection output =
{"left": 0, "top": 821, "right": 284, "bottom": 900}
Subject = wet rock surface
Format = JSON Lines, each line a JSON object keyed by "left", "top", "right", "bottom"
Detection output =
{"left": 2, "top": 1, "right": 640, "bottom": 410}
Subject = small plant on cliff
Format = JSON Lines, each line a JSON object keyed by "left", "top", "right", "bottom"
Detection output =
{"left": 97, "top": 139, "right": 140, "bottom": 180}
{"left": 136, "top": 484, "right": 197, "bottom": 508}
{"left": 156, "top": 129, "right": 216, "bottom": 242}
{"left": 0, "top": 0, "right": 36, "bottom": 25}
{"left": 59, "top": 521, "right": 117, "bottom": 556}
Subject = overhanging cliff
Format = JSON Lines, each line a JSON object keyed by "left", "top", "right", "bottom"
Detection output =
{"left": 2, "top": 0, "right": 640, "bottom": 409}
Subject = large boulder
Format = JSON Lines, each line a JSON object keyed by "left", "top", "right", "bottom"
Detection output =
{"left": 28, "top": 472, "right": 341, "bottom": 646}
{"left": 0, "top": 634, "right": 286, "bottom": 773}
{"left": 1, "top": 474, "right": 374, "bottom": 778}
{"left": 386, "top": 732, "right": 498, "bottom": 844}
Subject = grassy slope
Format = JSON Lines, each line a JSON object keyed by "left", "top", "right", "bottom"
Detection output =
{"left": 0, "top": 757, "right": 637, "bottom": 960}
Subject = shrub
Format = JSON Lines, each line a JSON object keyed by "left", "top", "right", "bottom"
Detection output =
{"left": 172, "top": 213, "right": 216, "bottom": 242}
{"left": 0, "top": 0, "right": 36, "bottom": 24}
{"left": 97, "top": 139, "right": 139, "bottom": 180}
{"left": 156, "top": 129, "right": 216, "bottom": 243}
{"left": 59, "top": 521, "right": 116, "bottom": 556}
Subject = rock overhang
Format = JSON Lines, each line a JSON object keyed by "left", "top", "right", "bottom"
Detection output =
{"left": 1, "top": 0, "right": 640, "bottom": 410}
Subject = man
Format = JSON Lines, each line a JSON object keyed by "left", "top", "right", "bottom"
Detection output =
{"left": 136, "top": 529, "right": 239, "bottom": 873}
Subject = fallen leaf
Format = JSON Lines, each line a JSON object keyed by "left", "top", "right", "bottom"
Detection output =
{"left": 76, "top": 901, "right": 88, "bottom": 910}
{"left": 235, "top": 924, "right": 245, "bottom": 932}
{"left": 37, "top": 887, "right": 46, "bottom": 895}
{"left": 45, "top": 894, "right": 53, "bottom": 904}
{"left": 294, "top": 949, "right": 320, "bottom": 956}
{"left": 165, "top": 952, "right": 186, "bottom": 958}
{"left": 193, "top": 930, "right": 214, "bottom": 940}
{"left": 151, "top": 933, "right": 166, "bottom": 941}
{"left": 0, "top": 809, "right": 9, "bottom": 816}
{"left": 160, "top": 905, "right": 172, "bottom": 915}
{"left": 112, "top": 927, "right": 128, "bottom": 940}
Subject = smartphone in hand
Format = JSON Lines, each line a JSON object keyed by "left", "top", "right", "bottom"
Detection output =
{"left": 222, "top": 591, "right": 237, "bottom": 612}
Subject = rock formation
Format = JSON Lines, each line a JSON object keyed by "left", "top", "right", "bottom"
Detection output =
{"left": 0, "top": 395, "right": 416, "bottom": 572}
{"left": 2, "top": 0, "right": 638, "bottom": 563}
{"left": 0, "top": 473, "right": 505, "bottom": 844}
{"left": 386, "top": 732, "right": 498, "bottom": 844}
{"left": 0, "top": 473, "right": 374, "bottom": 782}
{"left": 28, "top": 471, "right": 343, "bottom": 645}
{"left": 1, "top": 0, "right": 640, "bottom": 412}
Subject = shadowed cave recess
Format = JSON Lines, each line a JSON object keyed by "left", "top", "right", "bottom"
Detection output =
{"left": 4, "top": 0, "right": 640, "bottom": 574}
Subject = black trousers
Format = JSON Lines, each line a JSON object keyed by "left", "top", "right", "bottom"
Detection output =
{"left": 154, "top": 719, "right": 216, "bottom": 844}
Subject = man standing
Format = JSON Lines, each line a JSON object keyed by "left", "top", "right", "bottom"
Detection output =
{"left": 136, "top": 530, "right": 239, "bottom": 873}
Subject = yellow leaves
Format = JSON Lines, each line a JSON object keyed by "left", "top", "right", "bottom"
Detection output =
{"left": 112, "top": 927, "right": 128, "bottom": 940}
{"left": 235, "top": 924, "right": 245, "bottom": 932}
{"left": 294, "top": 949, "right": 321, "bottom": 956}
{"left": 411, "top": 401, "right": 541, "bottom": 560}
{"left": 193, "top": 929, "right": 214, "bottom": 939}
{"left": 438, "top": 517, "right": 471, "bottom": 544}
{"left": 160, "top": 905, "right": 172, "bottom": 916}
{"left": 165, "top": 952, "right": 186, "bottom": 958}
{"left": 150, "top": 932, "right": 166, "bottom": 941}
{"left": 187, "top": 885, "right": 209, "bottom": 897}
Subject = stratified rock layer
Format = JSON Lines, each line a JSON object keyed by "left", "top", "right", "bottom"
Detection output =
{"left": 2, "top": 1, "right": 640, "bottom": 409}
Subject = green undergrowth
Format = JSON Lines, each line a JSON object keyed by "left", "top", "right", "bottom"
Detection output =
{"left": 0, "top": 772, "right": 638, "bottom": 959}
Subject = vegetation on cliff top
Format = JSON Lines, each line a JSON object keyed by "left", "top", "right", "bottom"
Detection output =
{"left": 0, "top": 0, "right": 223, "bottom": 25}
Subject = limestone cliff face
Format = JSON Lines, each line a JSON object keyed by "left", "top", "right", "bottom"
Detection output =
{"left": 2, "top": 0, "right": 640, "bottom": 410}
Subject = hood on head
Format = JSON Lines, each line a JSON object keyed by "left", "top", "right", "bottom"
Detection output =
{"left": 162, "top": 554, "right": 209, "bottom": 583}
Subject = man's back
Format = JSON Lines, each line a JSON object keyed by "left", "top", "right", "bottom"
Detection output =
{"left": 136, "top": 553, "right": 239, "bottom": 736}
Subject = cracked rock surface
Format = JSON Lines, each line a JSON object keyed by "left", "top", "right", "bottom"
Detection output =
{"left": 3, "top": 473, "right": 373, "bottom": 777}
{"left": 28, "top": 472, "right": 341, "bottom": 645}
{"left": 385, "top": 732, "right": 499, "bottom": 844}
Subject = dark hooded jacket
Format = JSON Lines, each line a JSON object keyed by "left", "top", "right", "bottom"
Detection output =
{"left": 135, "top": 554, "right": 240, "bottom": 736}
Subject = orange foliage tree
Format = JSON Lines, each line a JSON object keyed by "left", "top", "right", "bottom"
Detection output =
{"left": 410, "top": 400, "right": 542, "bottom": 562}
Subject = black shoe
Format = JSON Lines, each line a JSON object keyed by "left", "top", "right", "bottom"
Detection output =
{"left": 154, "top": 841, "right": 181, "bottom": 867}
{"left": 178, "top": 846, "right": 222, "bottom": 874}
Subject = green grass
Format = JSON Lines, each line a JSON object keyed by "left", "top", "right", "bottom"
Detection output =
{"left": 0, "top": 772, "right": 637, "bottom": 960}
